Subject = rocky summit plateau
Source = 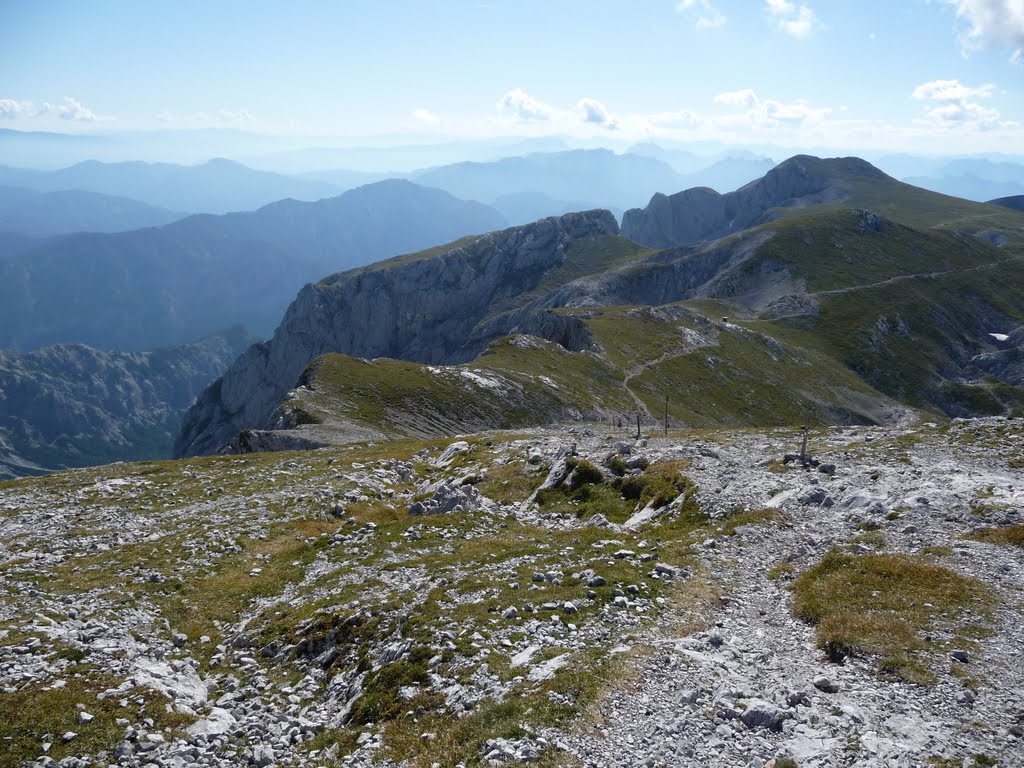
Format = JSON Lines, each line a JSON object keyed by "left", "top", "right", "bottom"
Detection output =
{"left": 2, "top": 420, "right": 1023, "bottom": 767}
{"left": 2, "top": 155, "right": 1024, "bottom": 768}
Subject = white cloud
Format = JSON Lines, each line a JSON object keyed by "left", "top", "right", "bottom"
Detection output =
{"left": 912, "top": 79, "right": 995, "bottom": 100}
{"left": 1, "top": 96, "right": 109, "bottom": 123}
{"left": 677, "top": 0, "right": 727, "bottom": 29}
{"left": 578, "top": 97, "right": 619, "bottom": 130}
{"left": 40, "top": 96, "right": 99, "bottom": 122}
{"left": 413, "top": 108, "right": 441, "bottom": 126}
{"left": 923, "top": 100, "right": 1001, "bottom": 126}
{"left": 714, "top": 89, "right": 759, "bottom": 108}
{"left": 712, "top": 89, "right": 831, "bottom": 129}
{"left": 912, "top": 78, "right": 1004, "bottom": 129}
{"left": 939, "top": 0, "right": 1024, "bottom": 59}
{"left": 643, "top": 109, "right": 704, "bottom": 130}
{"left": 765, "top": 0, "right": 820, "bottom": 38}
{"left": 0, "top": 99, "right": 35, "bottom": 119}
{"left": 498, "top": 88, "right": 556, "bottom": 121}
{"left": 215, "top": 108, "right": 253, "bottom": 123}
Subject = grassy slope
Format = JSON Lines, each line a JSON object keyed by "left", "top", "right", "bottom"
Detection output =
{"left": 287, "top": 337, "right": 637, "bottom": 439}
{"left": 700, "top": 191, "right": 1024, "bottom": 417}
{"left": 279, "top": 303, "right": 902, "bottom": 442}
{"left": 772, "top": 157, "right": 1024, "bottom": 244}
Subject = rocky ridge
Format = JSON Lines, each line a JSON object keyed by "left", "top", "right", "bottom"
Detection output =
{"left": 177, "top": 156, "right": 1024, "bottom": 462}
{"left": 2, "top": 418, "right": 1023, "bottom": 766}
{"left": 175, "top": 210, "right": 620, "bottom": 458}
{"left": 619, "top": 155, "right": 886, "bottom": 248}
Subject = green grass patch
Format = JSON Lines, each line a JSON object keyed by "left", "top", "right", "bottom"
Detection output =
{"left": 0, "top": 673, "right": 192, "bottom": 765}
{"left": 718, "top": 507, "right": 784, "bottom": 537}
{"left": 792, "top": 550, "right": 996, "bottom": 684}
{"left": 965, "top": 525, "right": 1024, "bottom": 547}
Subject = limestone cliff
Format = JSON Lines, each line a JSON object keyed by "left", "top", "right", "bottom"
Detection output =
{"left": 174, "top": 211, "right": 620, "bottom": 457}
{"left": 620, "top": 155, "right": 888, "bottom": 248}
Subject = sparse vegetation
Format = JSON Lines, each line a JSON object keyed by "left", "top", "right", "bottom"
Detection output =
{"left": 792, "top": 550, "right": 996, "bottom": 683}
{"left": 0, "top": 674, "right": 193, "bottom": 765}
{"left": 965, "top": 525, "right": 1024, "bottom": 547}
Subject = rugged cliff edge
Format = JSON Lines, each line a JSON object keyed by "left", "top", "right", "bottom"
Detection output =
{"left": 175, "top": 210, "right": 619, "bottom": 457}
{"left": 620, "top": 155, "right": 887, "bottom": 248}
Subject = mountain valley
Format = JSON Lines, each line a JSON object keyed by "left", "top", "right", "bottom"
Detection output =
{"left": 0, "top": 328, "right": 256, "bottom": 479}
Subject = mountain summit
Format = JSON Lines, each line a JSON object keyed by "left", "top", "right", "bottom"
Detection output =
{"left": 621, "top": 155, "right": 891, "bottom": 248}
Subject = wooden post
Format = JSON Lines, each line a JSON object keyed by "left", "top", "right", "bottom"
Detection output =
{"left": 664, "top": 393, "right": 668, "bottom": 437}
{"left": 799, "top": 426, "right": 808, "bottom": 465}
{"left": 636, "top": 414, "right": 641, "bottom": 440}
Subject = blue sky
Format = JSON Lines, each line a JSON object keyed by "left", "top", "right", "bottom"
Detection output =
{"left": 1, "top": 0, "right": 1023, "bottom": 153}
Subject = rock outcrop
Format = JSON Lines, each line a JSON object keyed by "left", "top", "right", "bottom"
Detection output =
{"left": 0, "top": 327, "right": 254, "bottom": 477}
{"left": 621, "top": 155, "right": 889, "bottom": 248}
{"left": 175, "top": 210, "right": 620, "bottom": 457}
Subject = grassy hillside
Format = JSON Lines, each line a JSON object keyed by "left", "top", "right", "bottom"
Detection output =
{"left": 262, "top": 304, "right": 905, "bottom": 447}
{"left": 778, "top": 164, "right": 1024, "bottom": 246}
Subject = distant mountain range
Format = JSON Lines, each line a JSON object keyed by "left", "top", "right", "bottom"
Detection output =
{"left": 0, "top": 185, "right": 185, "bottom": 237}
{"left": 0, "top": 158, "right": 343, "bottom": 214}
{"left": 905, "top": 175, "right": 1024, "bottom": 203}
{"left": 0, "top": 180, "right": 506, "bottom": 352}
{"left": 0, "top": 149, "right": 778, "bottom": 229}
{"left": 409, "top": 149, "right": 776, "bottom": 218}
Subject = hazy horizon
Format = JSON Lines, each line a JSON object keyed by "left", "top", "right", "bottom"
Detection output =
{"left": 3, "top": 0, "right": 1024, "bottom": 167}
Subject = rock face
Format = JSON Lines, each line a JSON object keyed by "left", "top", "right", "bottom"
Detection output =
{"left": 621, "top": 155, "right": 889, "bottom": 248}
{"left": 175, "top": 210, "right": 620, "bottom": 457}
{"left": 0, "top": 328, "right": 255, "bottom": 478}
{"left": 970, "top": 326, "right": 1024, "bottom": 386}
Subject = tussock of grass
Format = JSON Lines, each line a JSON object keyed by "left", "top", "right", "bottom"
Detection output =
{"left": 718, "top": 507, "right": 784, "bottom": 536}
{"left": 381, "top": 647, "right": 622, "bottom": 768}
{"left": 792, "top": 550, "right": 995, "bottom": 683}
{"left": 766, "top": 561, "right": 795, "bottom": 581}
{"left": 476, "top": 460, "right": 544, "bottom": 504}
{"left": 965, "top": 525, "right": 1024, "bottom": 547}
